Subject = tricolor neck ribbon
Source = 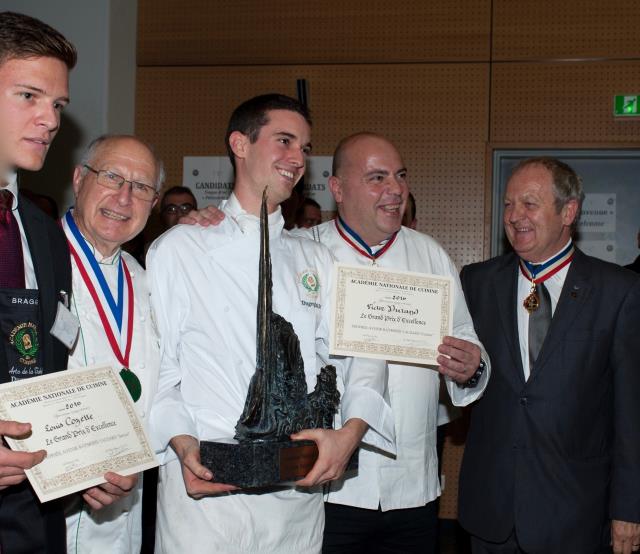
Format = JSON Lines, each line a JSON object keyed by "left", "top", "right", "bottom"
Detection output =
{"left": 62, "top": 210, "right": 134, "bottom": 368}
{"left": 335, "top": 216, "right": 398, "bottom": 264}
{"left": 519, "top": 242, "right": 575, "bottom": 284}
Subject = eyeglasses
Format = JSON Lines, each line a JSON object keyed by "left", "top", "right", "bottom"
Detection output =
{"left": 162, "top": 202, "right": 195, "bottom": 215}
{"left": 84, "top": 165, "right": 158, "bottom": 202}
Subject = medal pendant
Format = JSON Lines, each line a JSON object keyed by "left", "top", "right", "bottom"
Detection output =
{"left": 523, "top": 291, "right": 540, "bottom": 314}
{"left": 119, "top": 367, "right": 142, "bottom": 402}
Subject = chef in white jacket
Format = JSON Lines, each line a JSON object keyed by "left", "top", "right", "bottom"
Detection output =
{"left": 297, "top": 133, "right": 490, "bottom": 553}
{"left": 146, "top": 95, "right": 395, "bottom": 554}
{"left": 62, "top": 135, "right": 164, "bottom": 553}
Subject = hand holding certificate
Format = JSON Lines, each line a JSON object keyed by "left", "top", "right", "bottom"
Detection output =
{"left": 330, "top": 263, "right": 453, "bottom": 365}
{"left": 0, "top": 366, "right": 157, "bottom": 502}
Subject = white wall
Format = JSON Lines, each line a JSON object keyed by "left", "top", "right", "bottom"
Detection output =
{"left": 3, "top": 0, "right": 137, "bottom": 211}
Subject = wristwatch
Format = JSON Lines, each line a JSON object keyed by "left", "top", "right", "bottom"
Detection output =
{"left": 460, "top": 359, "right": 487, "bottom": 389}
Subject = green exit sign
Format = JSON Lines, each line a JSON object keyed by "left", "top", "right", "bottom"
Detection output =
{"left": 614, "top": 95, "right": 640, "bottom": 116}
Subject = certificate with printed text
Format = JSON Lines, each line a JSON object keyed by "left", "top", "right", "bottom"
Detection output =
{"left": 0, "top": 366, "right": 158, "bottom": 502}
{"left": 330, "top": 263, "right": 453, "bottom": 365}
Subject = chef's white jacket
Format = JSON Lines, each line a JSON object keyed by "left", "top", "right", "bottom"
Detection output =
{"left": 64, "top": 240, "right": 159, "bottom": 554}
{"left": 147, "top": 195, "right": 394, "bottom": 554}
{"left": 299, "top": 221, "right": 489, "bottom": 511}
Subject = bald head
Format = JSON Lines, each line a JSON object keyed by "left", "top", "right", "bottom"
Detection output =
{"left": 329, "top": 133, "right": 408, "bottom": 246}
{"left": 332, "top": 132, "right": 395, "bottom": 177}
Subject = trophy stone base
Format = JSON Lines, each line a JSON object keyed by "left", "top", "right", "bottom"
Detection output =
{"left": 200, "top": 438, "right": 359, "bottom": 489}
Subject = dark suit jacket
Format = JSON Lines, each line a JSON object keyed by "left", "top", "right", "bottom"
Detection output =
{"left": 0, "top": 196, "right": 71, "bottom": 553}
{"left": 625, "top": 255, "right": 640, "bottom": 273}
{"left": 458, "top": 249, "right": 640, "bottom": 554}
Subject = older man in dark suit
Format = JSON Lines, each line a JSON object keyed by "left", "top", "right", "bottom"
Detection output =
{"left": 458, "top": 157, "right": 640, "bottom": 554}
{"left": 0, "top": 11, "right": 76, "bottom": 553}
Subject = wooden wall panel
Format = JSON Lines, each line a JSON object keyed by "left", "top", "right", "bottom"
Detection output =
{"left": 493, "top": 0, "right": 640, "bottom": 61}
{"left": 137, "top": 1, "right": 640, "bottom": 522}
{"left": 136, "top": 63, "right": 489, "bottom": 268}
{"left": 137, "top": 0, "right": 491, "bottom": 66}
{"left": 491, "top": 61, "right": 640, "bottom": 143}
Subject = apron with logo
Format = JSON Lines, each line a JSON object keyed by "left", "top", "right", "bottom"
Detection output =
{"left": 0, "top": 288, "right": 44, "bottom": 383}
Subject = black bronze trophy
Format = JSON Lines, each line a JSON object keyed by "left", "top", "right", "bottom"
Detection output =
{"left": 199, "top": 189, "right": 342, "bottom": 488}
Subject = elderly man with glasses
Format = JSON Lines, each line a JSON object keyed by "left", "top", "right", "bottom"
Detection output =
{"left": 61, "top": 134, "right": 164, "bottom": 553}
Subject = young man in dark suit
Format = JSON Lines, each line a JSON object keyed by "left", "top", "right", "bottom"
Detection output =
{"left": 458, "top": 157, "right": 640, "bottom": 553}
{"left": 0, "top": 11, "right": 76, "bottom": 553}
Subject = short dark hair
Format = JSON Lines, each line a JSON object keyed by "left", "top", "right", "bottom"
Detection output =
{"left": 300, "top": 197, "right": 320, "bottom": 211}
{"left": 0, "top": 12, "right": 77, "bottom": 69}
{"left": 161, "top": 186, "right": 197, "bottom": 209}
{"left": 225, "top": 94, "right": 311, "bottom": 169}
{"left": 510, "top": 157, "right": 584, "bottom": 229}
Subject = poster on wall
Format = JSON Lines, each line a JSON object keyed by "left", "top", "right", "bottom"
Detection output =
{"left": 182, "top": 157, "right": 234, "bottom": 208}
{"left": 182, "top": 156, "right": 336, "bottom": 211}
{"left": 576, "top": 193, "right": 617, "bottom": 263}
{"left": 303, "top": 157, "right": 336, "bottom": 211}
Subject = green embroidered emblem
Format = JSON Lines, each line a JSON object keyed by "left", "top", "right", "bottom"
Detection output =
{"left": 10, "top": 322, "right": 39, "bottom": 364}
{"left": 301, "top": 271, "right": 319, "bottom": 293}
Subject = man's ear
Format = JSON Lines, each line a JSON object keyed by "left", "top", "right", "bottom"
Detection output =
{"left": 561, "top": 198, "right": 579, "bottom": 227}
{"left": 72, "top": 166, "right": 84, "bottom": 196}
{"left": 228, "top": 131, "right": 249, "bottom": 161}
{"left": 328, "top": 176, "right": 343, "bottom": 203}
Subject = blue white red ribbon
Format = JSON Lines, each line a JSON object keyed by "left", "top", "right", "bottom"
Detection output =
{"left": 62, "top": 210, "right": 133, "bottom": 367}
{"left": 334, "top": 216, "right": 398, "bottom": 263}
{"left": 519, "top": 242, "right": 575, "bottom": 284}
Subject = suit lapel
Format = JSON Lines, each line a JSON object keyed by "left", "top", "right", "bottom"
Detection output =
{"left": 528, "top": 249, "right": 592, "bottom": 383}
{"left": 492, "top": 254, "right": 526, "bottom": 390}
{"left": 18, "top": 198, "right": 57, "bottom": 371}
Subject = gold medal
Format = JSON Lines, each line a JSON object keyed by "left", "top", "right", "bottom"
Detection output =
{"left": 523, "top": 290, "right": 539, "bottom": 313}
{"left": 523, "top": 279, "right": 540, "bottom": 313}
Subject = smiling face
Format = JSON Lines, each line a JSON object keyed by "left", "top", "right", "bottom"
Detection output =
{"left": 330, "top": 135, "right": 408, "bottom": 246}
{"left": 72, "top": 137, "right": 158, "bottom": 257}
{"left": 230, "top": 109, "right": 311, "bottom": 214}
{"left": 0, "top": 56, "right": 69, "bottom": 176}
{"left": 503, "top": 163, "right": 578, "bottom": 263}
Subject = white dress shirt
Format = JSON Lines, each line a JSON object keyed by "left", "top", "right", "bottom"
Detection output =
{"left": 297, "top": 221, "right": 490, "bottom": 511}
{"left": 147, "top": 194, "right": 394, "bottom": 554}
{"left": 516, "top": 240, "right": 572, "bottom": 380}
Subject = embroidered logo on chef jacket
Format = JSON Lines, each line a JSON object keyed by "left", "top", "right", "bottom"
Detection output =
{"left": 9, "top": 321, "right": 39, "bottom": 365}
{"left": 300, "top": 269, "right": 320, "bottom": 294}
{"left": 298, "top": 268, "right": 322, "bottom": 309}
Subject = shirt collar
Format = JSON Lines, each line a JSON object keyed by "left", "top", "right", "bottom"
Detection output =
{"left": 1, "top": 171, "right": 19, "bottom": 211}
{"left": 530, "top": 239, "right": 573, "bottom": 266}
{"left": 221, "top": 192, "right": 284, "bottom": 237}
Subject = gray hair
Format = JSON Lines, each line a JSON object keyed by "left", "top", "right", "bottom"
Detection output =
{"left": 510, "top": 157, "right": 584, "bottom": 230}
{"left": 79, "top": 134, "right": 166, "bottom": 191}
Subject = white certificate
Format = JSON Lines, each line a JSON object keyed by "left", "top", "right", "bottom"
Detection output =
{"left": 0, "top": 366, "right": 158, "bottom": 502}
{"left": 330, "top": 263, "right": 453, "bottom": 365}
